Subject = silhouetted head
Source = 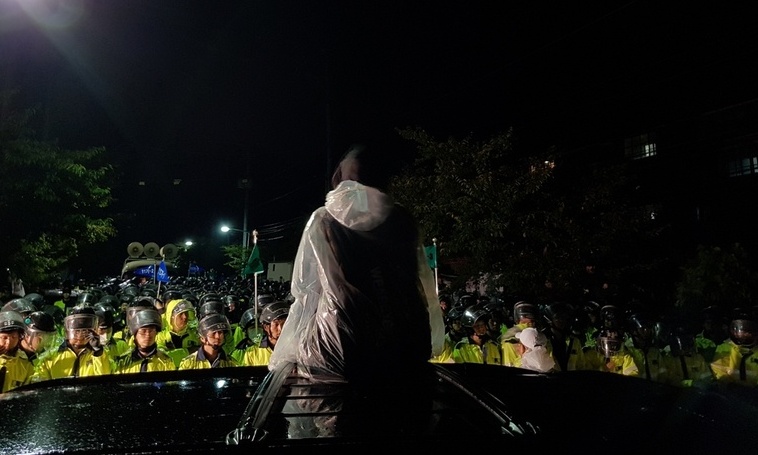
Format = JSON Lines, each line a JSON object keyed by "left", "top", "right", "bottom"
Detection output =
{"left": 331, "top": 143, "right": 391, "bottom": 191}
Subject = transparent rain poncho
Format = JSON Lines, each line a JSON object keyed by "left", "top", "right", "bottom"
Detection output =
{"left": 269, "top": 179, "right": 444, "bottom": 381}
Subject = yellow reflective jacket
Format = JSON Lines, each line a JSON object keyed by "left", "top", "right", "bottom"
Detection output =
{"left": 549, "top": 335, "right": 587, "bottom": 371}
{"left": 1, "top": 350, "right": 35, "bottom": 392}
{"left": 627, "top": 345, "right": 668, "bottom": 383}
{"left": 663, "top": 351, "right": 714, "bottom": 387}
{"left": 156, "top": 327, "right": 200, "bottom": 351}
{"left": 104, "top": 338, "right": 130, "bottom": 359}
{"left": 586, "top": 348, "right": 639, "bottom": 376}
{"left": 178, "top": 347, "right": 239, "bottom": 370}
{"left": 34, "top": 342, "right": 111, "bottom": 381}
{"left": 114, "top": 346, "right": 176, "bottom": 374}
{"left": 156, "top": 326, "right": 200, "bottom": 368}
{"left": 710, "top": 341, "right": 758, "bottom": 386}
{"left": 231, "top": 337, "right": 258, "bottom": 365}
{"left": 430, "top": 336, "right": 456, "bottom": 364}
{"left": 242, "top": 337, "right": 275, "bottom": 366}
{"left": 501, "top": 340, "right": 522, "bottom": 368}
{"left": 453, "top": 338, "right": 502, "bottom": 365}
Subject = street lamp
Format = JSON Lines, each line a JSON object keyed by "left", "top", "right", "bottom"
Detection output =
{"left": 220, "top": 225, "right": 249, "bottom": 248}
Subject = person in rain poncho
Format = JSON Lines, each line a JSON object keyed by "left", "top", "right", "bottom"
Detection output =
{"left": 516, "top": 327, "right": 557, "bottom": 373}
{"left": 268, "top": 143, "right": 444, "bottom": 384}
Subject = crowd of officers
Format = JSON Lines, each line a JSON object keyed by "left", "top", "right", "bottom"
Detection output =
{"left": 0, "top": 276, "right": 292, "bottom": 393}
{"left": 432, "top": 292, "right": 758, "bottom": 388}
{"left": 2, "top": 276, "right": 758, "bottom": 393}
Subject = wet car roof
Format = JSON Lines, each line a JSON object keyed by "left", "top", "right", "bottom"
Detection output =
{"left": 3, "top": 364, "right": 758, "bottom": 454}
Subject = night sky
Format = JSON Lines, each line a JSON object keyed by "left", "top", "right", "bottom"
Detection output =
{"left": 2, "top": 0, "right": 757, "bottom": 275}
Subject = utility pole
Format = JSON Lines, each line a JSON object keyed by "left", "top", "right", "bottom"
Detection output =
{"left": 239, "top": 155, "right": 251, "bottom": 249}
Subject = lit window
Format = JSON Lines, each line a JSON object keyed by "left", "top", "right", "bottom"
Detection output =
{"left": 727, "top": 156, "right": 758, "bottom": 177}
{"left": 624, "top": 133, "right": 657, "bottom": 160}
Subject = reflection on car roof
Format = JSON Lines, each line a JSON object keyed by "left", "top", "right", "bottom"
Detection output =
{"left": 227, "top": 362, "right": 539, "bottom": 445}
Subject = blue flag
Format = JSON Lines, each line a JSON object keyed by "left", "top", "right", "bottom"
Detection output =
{"left": 157, "top": 261, "right": 170, "bottom": 283}
{"left": 133, "top": 265, "right": 155, "bottom": 277}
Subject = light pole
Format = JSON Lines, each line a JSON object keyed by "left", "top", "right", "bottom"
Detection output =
{"left": 220, "top": 225, "right": 249, "bottom": 247}
{"left": 238, "top": 177, "right": 251, "bottom": 250}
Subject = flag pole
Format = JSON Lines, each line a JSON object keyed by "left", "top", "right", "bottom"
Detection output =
{"left": 253, "top": 229, "right": 259, "bottom": 334}
{"left": 433, "top": 237, "right": 439, "bottom": 295}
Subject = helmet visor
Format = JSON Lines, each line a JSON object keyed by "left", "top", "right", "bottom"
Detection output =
{"left": 27, "top": 328, "right": 57, "bottom": 351}
{"left": 597, "top": 336, "right": 622, "bottom": 358}
{"left": 64, "top": 314, "right": 98, "bottom": 333}
{"left": 172, "top": 300, "right": 195, "bottom": 318}
{"left": 731, "top": 319, "right": 757, "bottom": 347}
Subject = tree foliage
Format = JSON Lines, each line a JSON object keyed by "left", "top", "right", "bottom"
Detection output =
{"left": 0, "top": 91, "right": 117, "bottom": 288}
{"left": 221, "top": 244, "right": 250, "bottom": 275}
{"left": 390, "top": 127, "right": 662, "bottom": 302}
{"left": 675, "top": 243, "right": 758, "bottom": 316}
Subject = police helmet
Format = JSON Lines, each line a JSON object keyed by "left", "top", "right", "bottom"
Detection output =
{"left": 42, "top": 304, "right": 66, "bottom": 326}
{"left": 120, "top": 285, "right": 140, "bottom": 298}
{"left": 596, "top": 329, "right": 623, "bottom": 358}
{"left": 542, "top": 301, "right": 574, "bottom": 330}
{"left": 455, "top": 293, "right": 478, "bottom": 309}
{"left": 125, "top": 297, "right": 157, "bottom": 325}
{"left": 600, "top": 305, "right": 622, "bottom": 329}
{"left": 445, "top": 306, "right": 465, "bottom": 329}
{"left": 259, "top": 301, "right": 290, "bottom": 325}
{"left": 131, "top": 296, "right": 158, "bottom": 308}
{"left": 513, "top": 301, "right": 538, "bottom": 323}
{"left": 63, "top": 310, "right": 98, "bottom": 334}
{"left": 730, "top": 308, "right": 757, "bottom": 347}
{"left": 94, "top": 302, "right": 119, "bottom": 323}
{"left": 483, "top": 300, "right": 507, "bottom": 324}
{"left": 2, "top": 298, "right": 36, "bottom": 316}
{"left": 668, "top": 323, "right": 697, "bottom": 357}
{"left": 0, "top": 310, "right": 26, "bottom": 334}
{"left": 257, "top": 293, "right": 276, "bottom": 306}
{"left": 161, "top": 289, "right": 184, "bottom": 303}
{"left": 128, "top": 307, "right": 163, "bottom": 336}
{"left": 199, "top": 293, "right": 222, "bottom": 306}
{"left": 197, "top": 313, "right": 231, "bottom": 338}
{"left": 24, "top": 293, "right": 45, "bottom": 309}
{"left": 24, "top": 311, "right": 56, "bottom": 334}
{"left": 98, "top": 294, "right": 120, "bottom": 307}
{"left": 198, "top": 301, "right": 225, "bottom": 321}
{"left": 76, "top": 292, "right": 98, "bottom": 306}
{"left": 582, "top": 300, "right": 601, "bottom": 319}
{"left": 94, "top": 308, "right": 114, "bottom": 329}
{"left": 140, "top": 287, "right": 158, "bottom": 298}
{"left": 239, "top": 308, "right": 259, "bottom": 331}
{"left": 23, "top": 311, "right": 57, "bottom": 349}
{"left": 222, "top": 294, "right": 245, "bottom": 310}
{"left": 627, "top": 312, "right": 654, "bottom": 346}
{"left": 181, "top": 293, "right": 199, "bottom": 307}
{"left": 460, "top": 304, "right": 489, "bottom": 328}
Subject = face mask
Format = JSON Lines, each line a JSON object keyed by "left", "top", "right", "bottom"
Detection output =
{"left": 99, "top": 334, "right": 109, "bottom": 345}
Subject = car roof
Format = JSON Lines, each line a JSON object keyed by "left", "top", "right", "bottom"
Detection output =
{"left": 4, "top": 364, "right": 758, "bottom": 454}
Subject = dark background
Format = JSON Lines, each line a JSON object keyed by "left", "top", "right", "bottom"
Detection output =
{"left": 2, "top": 0, "right": 757, "bottom": 277}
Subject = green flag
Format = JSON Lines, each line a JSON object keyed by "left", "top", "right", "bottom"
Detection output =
{"left": 243, "top": 244, "right": 265, "bottom": 276}
{"left": 424, "top": 244, "right": 437, "bottom": 269}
